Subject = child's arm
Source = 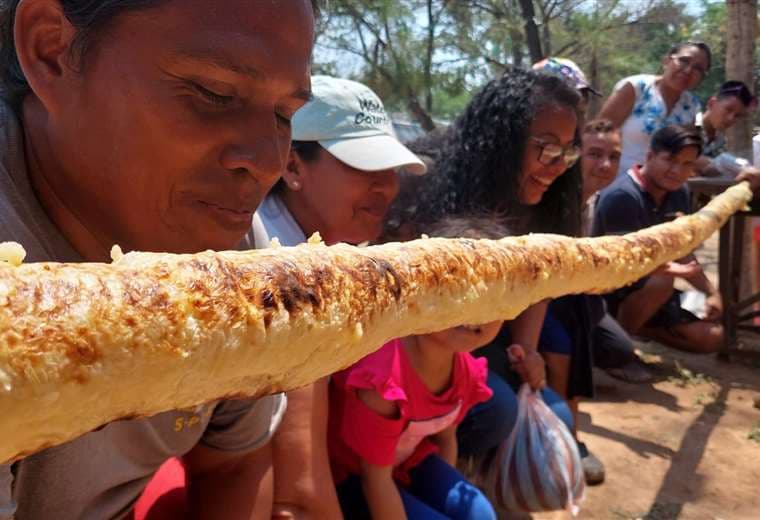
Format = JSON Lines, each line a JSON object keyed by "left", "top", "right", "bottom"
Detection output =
{"left": 431, "top": 425, "right": 458, "bottom": 466}
{"left": 355, "top": 389, "right": 406, "bottom": 520}
{"left": 359, "top": 460, "right": 407, "bottom": 520}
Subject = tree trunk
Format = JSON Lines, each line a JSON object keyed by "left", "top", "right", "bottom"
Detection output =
{"left": 588, "top": 47, "right": 601, "bottom": 117}
{"left": 726, "top": 0, "right": 757, "bottom": 159}
{"left": 725, "top": 0, "right": 758, "bottom": 301}
{"left": 424, "top": 0, "right": 435, "bottom": 113}
{"left": 406, "top": 95, "right": 436, "bottom": 132}
{"left": 542, "top": 17, "right": 552, "bottom": 56}
{"left": 517, "top": 0, "right": 544, "bottom": 63}
{"left": 509, "top": 27, "right": 525, "bottom": 67}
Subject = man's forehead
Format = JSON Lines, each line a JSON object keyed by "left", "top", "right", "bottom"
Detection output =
{"left": 139, "top": 1, "right": 313, "bottom": 80}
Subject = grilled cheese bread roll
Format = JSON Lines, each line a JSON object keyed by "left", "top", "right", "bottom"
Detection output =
{"left": 0, "top": 182, "right": 751, "bottom": 463}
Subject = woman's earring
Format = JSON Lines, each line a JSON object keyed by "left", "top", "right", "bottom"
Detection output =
{"left": 290, "top": 180, "right": 301, "bottom": 190}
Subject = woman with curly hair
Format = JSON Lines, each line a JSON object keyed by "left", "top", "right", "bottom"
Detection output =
{"left": 390, "top": 67, "right": 582, "bottom": 237}
{"left": 386, "top": 67, "right": 608, "bottom": 489}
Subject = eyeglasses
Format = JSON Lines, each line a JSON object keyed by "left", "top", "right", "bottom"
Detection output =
{"left": 671, "top": 55, "right": 707, "bottom": 79}
{"left": 530, "top": 137, "right": 581, "bottom": 167}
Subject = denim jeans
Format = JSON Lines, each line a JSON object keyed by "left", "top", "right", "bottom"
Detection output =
{"left": 336, "top": 455, "right": 496, "bottom": 519}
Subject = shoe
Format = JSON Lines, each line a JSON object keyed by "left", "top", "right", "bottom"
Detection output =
{"left": 605, "top": 361, "right": 654, "bottom": 384}
{"left": 577, "top": 442, "right": 605, "bottom": 485}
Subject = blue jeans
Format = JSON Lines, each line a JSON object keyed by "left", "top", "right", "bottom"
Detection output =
{"left": 336, "top": 455, "right": 496, "bottom": 519}
{"left": 457, "top": 372, "right": 574, "bottom": 456}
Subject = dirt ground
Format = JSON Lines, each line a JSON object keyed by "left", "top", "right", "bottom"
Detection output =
{"left": 531, "top": 232, "right": 760, "bottom": 520}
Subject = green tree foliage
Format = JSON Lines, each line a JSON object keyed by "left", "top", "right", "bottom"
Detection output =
{"left": 314, "top": 0, "right": 750, "bottom": 124}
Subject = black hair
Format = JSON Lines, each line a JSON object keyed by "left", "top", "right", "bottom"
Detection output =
{"left": 0, "top": 0, "right": 322, "bottom": 108}
{"left": 290, "top": 140, "right": 323, "bottom": 162}
{"left": 667, "top": 41, "right": 712, "bottom": 72}
{"left": 583, "top": 118, "right": 618, "bottom": 135}
{"left": 650, "top": 125, "right": 703, "bottom": 156}
{"left": 270, "top": 139, "right": 323, "bottom": 194}
{"left": 717, "top": 80, "right": 755, "bottom": 107}
{"left": 386, "top": 67, "right": 583, "bottom": 238}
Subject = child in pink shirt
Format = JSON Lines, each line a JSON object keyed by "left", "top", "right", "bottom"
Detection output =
{"left": 329, "top": 217, "right": 506, "bottom": 520}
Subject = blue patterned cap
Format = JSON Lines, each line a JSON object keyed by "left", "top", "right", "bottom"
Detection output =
{"left": 532, "top": 57, "right": 601, "bottom": 96}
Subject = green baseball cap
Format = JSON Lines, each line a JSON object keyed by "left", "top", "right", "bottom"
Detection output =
{"left": 292, "top": 75, "right": 426, "bottom": 175}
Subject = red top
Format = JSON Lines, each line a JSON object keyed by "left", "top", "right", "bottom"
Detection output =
{"left": 328, "top": 339, "right": 492, "bottom": 485}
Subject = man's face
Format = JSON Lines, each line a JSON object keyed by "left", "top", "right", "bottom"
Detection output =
{"left": 48, "top": 0, "right": 313, "bottom": 254}
{"left": 645, "top": 146, "right": 700, "bottom": 193}
{"left": 709, "top": 96, "right": 746, "bottom": 131}
{"left": 581, "top": 131, "right": 621, "bottom": 196}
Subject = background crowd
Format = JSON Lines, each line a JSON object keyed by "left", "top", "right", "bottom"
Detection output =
{"left": 1, "top": 1, "right": 759, "bottom": 520}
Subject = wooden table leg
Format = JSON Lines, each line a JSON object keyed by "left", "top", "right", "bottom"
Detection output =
{"left": 729, "top": 216, "right": 745, "bottom": 352}
{"left": 718, "top": 216, "right": 734, "bottom": 360}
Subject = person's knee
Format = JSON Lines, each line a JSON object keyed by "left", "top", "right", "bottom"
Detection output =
{"left": 618, "top": 277, "right": 675, "bottom": 333}
{"left": 679, "top": 322, "right": 724, "bottom": 353}
{"left": 445, "top": 481, "right": 497, "bottom": 520}
{"left": 647, "top": 274, "right": 675, "bottom": 293}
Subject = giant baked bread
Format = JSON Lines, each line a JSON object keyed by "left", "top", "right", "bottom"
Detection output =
{"left": 0, "top": 183, "right": 751, "bottom": 463}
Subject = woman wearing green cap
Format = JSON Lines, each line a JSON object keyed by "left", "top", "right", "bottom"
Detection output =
{"left": 246, "top": 75, "right": 426, "bottom": 519}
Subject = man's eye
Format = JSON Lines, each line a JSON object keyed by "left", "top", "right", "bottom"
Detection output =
{"left": 191, "top": 83, "right": 235, "bottom": 106}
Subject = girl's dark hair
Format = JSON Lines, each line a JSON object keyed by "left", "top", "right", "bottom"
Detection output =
{"left": 386, "top": 67, "right": 583, "bottom": 238}
{"left": 421, "top": 214, "right": 511, "bottom": 241}
{"left": 0, "top": 0, "right": 322, "bottom": 108}
{"left": 667, "top": 41, "right": 712, "bottom": 71}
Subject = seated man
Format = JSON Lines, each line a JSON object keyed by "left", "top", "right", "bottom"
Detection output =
{"left": 581, "top": 119, "right": 652, "bottom": 382}
{"left": 695, "top": 80, "right": 756, "bottom": 176}
{"left": 593, "top": 125, "right": 724, "bottom": 353}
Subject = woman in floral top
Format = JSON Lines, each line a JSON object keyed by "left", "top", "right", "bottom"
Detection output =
{"left": 599, "top": 41, "right": 711, "bottom": 176}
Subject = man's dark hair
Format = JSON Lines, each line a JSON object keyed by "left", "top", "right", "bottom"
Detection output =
{"left": 667, "top": 41, "right": 712, "bottom": 72}
{"left": 717, "top": 80, "right": 755, "bottom": 107}
{"left": 583, "top": 118, "right": 617, "bottom": 135}
{"left": 0, "top": 0, "right": 322, "bottom": 108}
{"left": 650, "top": 125, "right": 703, "bottom": 156}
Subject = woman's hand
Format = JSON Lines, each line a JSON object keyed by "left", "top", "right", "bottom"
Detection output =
{"left": 507, "top": 344, "right": 546, "bottom": 391}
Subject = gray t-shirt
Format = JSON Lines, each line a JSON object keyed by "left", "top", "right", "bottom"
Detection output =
{"left": 0, "top": 101, "right": 286, "bottom": 520}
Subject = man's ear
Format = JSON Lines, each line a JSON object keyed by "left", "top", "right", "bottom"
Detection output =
{"left": 706, "top": 96, "right": 717, "bottom": 111}
{"left": 14, "top": 0, "right": 79, "bottom": 113}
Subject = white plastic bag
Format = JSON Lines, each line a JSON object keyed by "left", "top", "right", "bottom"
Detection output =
{"left": 486, "top": 384, "right": 585, "bottom": 515}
